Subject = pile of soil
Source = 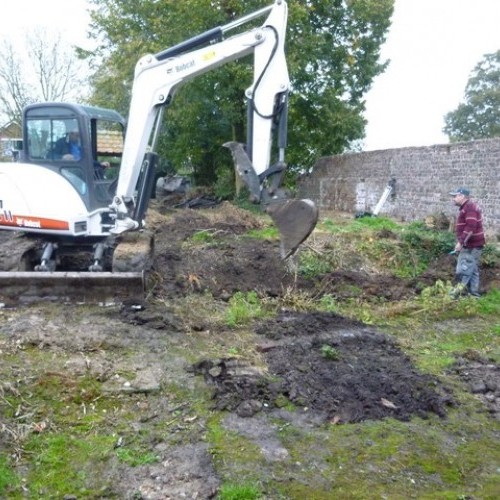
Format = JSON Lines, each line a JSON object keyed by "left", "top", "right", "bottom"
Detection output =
{"left": 152, "top": 205, "right": 297, "bottom": 298}
{"left": 192, "top": 311, "right": 453, "bottom": 423}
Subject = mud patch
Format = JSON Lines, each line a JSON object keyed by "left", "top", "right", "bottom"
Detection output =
{"left": 450, "top": 352, "right": 500, "bottom": 420}
{"left": 193, "top": 312, "right": 453, "bottom": 424}
{"left": 106, "top": 443, "right": 219, "bottom": 499}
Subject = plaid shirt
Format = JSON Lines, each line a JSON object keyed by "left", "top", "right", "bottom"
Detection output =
{"left": 456, "top": 199, "right": 485, "bottom": 248}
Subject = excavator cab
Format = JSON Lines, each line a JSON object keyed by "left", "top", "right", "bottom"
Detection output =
{"left": 22, "top": 103, "right": 126, "bottom": 212}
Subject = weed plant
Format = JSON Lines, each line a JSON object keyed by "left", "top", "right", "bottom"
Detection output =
{"left": 301, "top": 216, "right": 456, "bottom": 279}
{"left": 226, "top": 291, "right": 266, "bottom": 327}
{"left": 218, "top": 481, "right": 262, "bottom": 500}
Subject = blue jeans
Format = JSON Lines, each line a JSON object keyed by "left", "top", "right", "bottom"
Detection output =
{"left": 456, "top": 247, "right": 482, "bottom": 295}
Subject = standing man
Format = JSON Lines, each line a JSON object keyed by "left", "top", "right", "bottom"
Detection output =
{"left": 449, "top": 188, "right": 486, "bottom": 298}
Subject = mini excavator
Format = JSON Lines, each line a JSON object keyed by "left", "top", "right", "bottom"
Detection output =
{"left": 0, "top": 0, "right": 318, "bottom": 302}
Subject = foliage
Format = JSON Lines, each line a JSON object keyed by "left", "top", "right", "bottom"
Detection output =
{"left": 318, "top": 293, "right": 338, "bottom": 313}
{"left": 214, "top": 164, "right": 238, "bottom": 200}
{"left": 444, "top": 50, "right": 500, "bottom": 142}
{"left": 399, "top": 225, "right": 455, "bottom": 262}
{"left": 320, "top": 344, "right": 340, "bottom": 360}
{"left": 86, "top": 0, "right": 394, "bottom": 185}
{"left": 481, "top": 243, "right": 500, "bottom": 268}
{"left": 190, "top": 229, "right": 218, "bottom": 244}
{"left": 245, "top": 226, "right": 280, "bottom": 241}
{"left": 298, "top": 249, "right": 335, "bottom": 278}
{"left": 352, "top": 215, "right": 400, "bottom": 231}
{"left": 417, "top": 279, "right": 457, "bottom": 314}
{"left": 0, "top": 456, "right": 18, "bottom": 494}
{"left": 233, "top": 190, "right": 264, "bottom": 214}
{"left": 309, "top": 216, "right": 456, "bottom": 280}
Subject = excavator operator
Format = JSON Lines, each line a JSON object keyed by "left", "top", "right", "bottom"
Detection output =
{"left": 54, "top": 129, "right": 82, "bottom": 161}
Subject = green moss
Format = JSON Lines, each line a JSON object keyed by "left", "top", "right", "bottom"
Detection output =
{"left": 24, "top": 433, "right": 115, "bottom": 497}
{"left": 208, "top": 417, "right": 265, "bottom": 478}
{"left": 0, "top": 455, "right": 19, "bottom": 495}
{"left": 115, "top": 446, "right": 159, "bottom": 466}
{"left": 263, "top": 409, "right": 500, "bottom": 499}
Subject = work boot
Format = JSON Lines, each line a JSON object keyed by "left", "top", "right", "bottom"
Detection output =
{"left": 449, "top": 283, "right": 466, "bottom": 300}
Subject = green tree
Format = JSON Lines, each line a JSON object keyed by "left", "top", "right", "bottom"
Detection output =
{"left": 443, "top": 50, "right": 500, "bottom": 143}
{"left": 86, "top": 0, "right": 393, "bottom": 186}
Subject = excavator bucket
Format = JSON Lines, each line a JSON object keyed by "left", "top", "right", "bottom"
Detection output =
{"left": 0, "top": 271, "right": 144, "bottom": 305}
{"left": 266, "top": 198, "right": 319, "bottom": 259}
{"left": 223, "top": 141, "right": 319, "bottom": 257}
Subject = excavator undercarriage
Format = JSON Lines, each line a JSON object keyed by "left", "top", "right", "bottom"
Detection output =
{"left": 0, "top": 231, "right": 151, "bottom": 304}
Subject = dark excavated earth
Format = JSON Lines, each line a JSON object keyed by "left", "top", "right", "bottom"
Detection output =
{"left": 191, "top": 311, "right": 454, "bottom": 423}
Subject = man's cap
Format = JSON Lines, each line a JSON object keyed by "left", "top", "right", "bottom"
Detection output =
{"left": 449, "top": 187, "right": 470, "bottom": 196}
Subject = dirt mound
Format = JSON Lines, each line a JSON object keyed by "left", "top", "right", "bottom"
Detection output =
{"left": 151, "top": 205, "right": 500, "bottom": 303}
{"left": 152, "top": 205, "right": 295, "bottom": 298}
{"left": 193, "top": 311, "right": 453, "bottom": 424}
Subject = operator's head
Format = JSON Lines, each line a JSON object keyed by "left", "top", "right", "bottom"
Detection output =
{"left": 68, "top": 129, "right": 80, "bottom": 142}
{"left": 449, "top": 187, "right": 470, "bottom": 207}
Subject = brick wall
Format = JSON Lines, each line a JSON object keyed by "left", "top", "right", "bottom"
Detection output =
{"left": 298, "top": 138, "right": 500, "bottom": 236}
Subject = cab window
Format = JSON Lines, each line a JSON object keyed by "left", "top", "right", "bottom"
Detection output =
{"left": 26, "top": 118, "right": 81, "bottom": 161}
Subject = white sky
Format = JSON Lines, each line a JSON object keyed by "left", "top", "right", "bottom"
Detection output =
{"left": 0, "top": 0, "right": 92, "bottom": 48}
{"left": 1, "top": 0, "right": 499, "bottom": 151}
{"left": 363, "top": 0, "right": 500, "bottom": 151}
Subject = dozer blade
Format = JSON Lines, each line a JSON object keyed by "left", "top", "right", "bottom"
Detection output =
{"left": 0, "top": 271, "right": 144, "bottom": 305}
{"left": 266, "top": 199, "right": 319, "bottom": 258}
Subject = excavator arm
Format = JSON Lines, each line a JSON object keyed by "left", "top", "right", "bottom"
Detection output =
{"left": 111, "top": 0, "right": 317, "bottom": 257}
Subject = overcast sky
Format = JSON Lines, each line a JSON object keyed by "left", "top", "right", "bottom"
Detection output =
{"left": 1, "top": 0, "right": 499, "bottom": 151}
{"left": 0, "top": 0, "right": 92, "bottom": 48}
{"left": 363, "top": 0, "right": 500, "bottom": 150}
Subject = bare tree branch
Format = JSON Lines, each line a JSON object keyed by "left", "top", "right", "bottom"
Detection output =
{"left": 0, "top": 41, "right": 34, "bottom": 123}
{"left": 0, "top": 28, "right": 90, "bottom": 124}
